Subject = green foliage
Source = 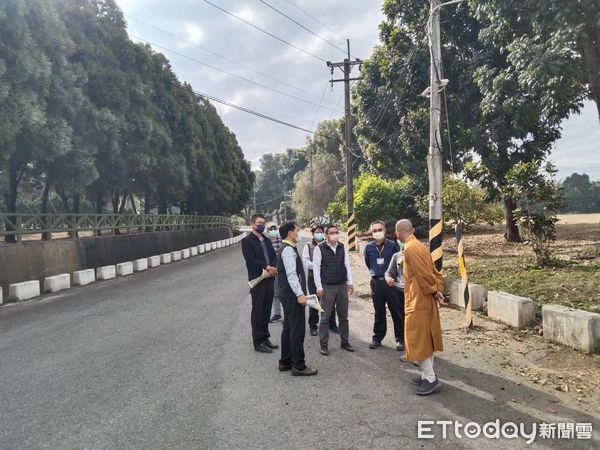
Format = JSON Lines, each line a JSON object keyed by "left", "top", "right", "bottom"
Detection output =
{"left": 561, "top": 173, "right": 600, "bottom": 213}
{"left": 504, "top": 161, "right": 565, "bottom": 267}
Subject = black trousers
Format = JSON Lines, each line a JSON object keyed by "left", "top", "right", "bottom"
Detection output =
{"left": 280, "top": 294, "right": 306, "bottom": 370}
{"left": 250, "top": 279, "right": 274, "bottom": 346}
{"left": 307, "top": 275, "right": 337, "bottom": 330}
{"left": 371, "top": 278, "right": 404, "bottom": 342}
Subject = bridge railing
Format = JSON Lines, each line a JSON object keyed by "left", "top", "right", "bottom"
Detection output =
{"left": 0, "top": 213, "right": 232, "bottom": 242}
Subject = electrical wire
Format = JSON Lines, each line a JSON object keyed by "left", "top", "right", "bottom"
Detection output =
{"left": 282, "top": 0, "right": 344, "bottom": 43}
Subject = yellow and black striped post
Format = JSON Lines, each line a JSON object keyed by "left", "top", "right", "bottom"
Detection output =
{"left": 347, "top": 212, "right": 357, "bottom": 252}
{"left": 310, "top": 217, "right": 316, "bottom": 229}
{"left": 429, "top": 218, "right": 443, "bottom": 271}
{"left": 456, "top": 221, "right": 473, "bottom": 328}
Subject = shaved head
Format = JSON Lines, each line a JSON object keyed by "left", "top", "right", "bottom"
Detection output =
{"left": 395, "top": 219, "right": 413, "bottom": 232}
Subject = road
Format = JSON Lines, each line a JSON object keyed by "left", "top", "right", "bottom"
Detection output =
{"left": 0, "top": 236, "right": 597, "bottom": 449}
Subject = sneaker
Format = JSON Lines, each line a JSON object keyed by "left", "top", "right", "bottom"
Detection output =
{"left": 319, "top": 344, "right": 329, "bottom": 356}
{"left": 341, "top": 343, "right": 355, "bottom": 352}
{"left": 309, "top": 328, "right": 318, "bottom": 336}
{"left": 410, "top": 376, "right": 424, "bottom": 386}
{"left": 291, "top": 366, "right": 318, "bottom": 376}
{"left": 270, "top": 314, "right": 282, "bottom": 323}
{"left": 329, "top": 324, "right": 339, "bottom": 334}
{"left": 415, "top": 377, "right": 442, "bottom": 395}
{"left": 369, "top": 340, "right": 381, "bottom": 349}
{"left": 396, "top": 340, "right": 405, "bottom": 351}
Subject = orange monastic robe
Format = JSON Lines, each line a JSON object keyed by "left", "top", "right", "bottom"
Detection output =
{"left": 402, "top": 234, "right": 444, "bottom": 361}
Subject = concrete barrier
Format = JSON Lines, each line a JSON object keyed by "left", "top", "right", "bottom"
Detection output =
{"left": 182, "top": 248, "right": 190, "bottom": 259}
{"left": 116, "top": 262, "right": 133, "bottom": 276}
{"left": 148, "top": 256, "right": 161, "bottom": 268}
{"left": 448, "top": 279, "right": 485, "bottom": 311}
{"left": 96, "top": 265, "right": 116, "bottom": 280}
{"left": 542, "top": 305, "right": 600, "bottom": 354}
{"left": 43, "top": 273, "right": 71, "bottom": 293}
{"left": 198, "top": 244, "right": 205, "bottom": 254}
{"left": 190, "top": 247, "right": 198, "bottom": 256}
{"left": 211, "top": 242, "right": 217, "bottom": 250}
{"left": 160, "top": 253, "right": 171, "bottom": 264}
{"left": 73, "top": 269, "right": 95, "bottom": 286}
{"left": 0, "top": 287, "right": 2, "bottom": 305}
{"left": 171, "top": 251, "right": 182, "bottom": 262}
{"left": 488, "top": 291, "right": 535, "bottom": 328}
{"left": 9, "top": 280, "right": 40, "bottom": 301}
{"left": 133, "top": 258, "right": 148, "bottom": 272}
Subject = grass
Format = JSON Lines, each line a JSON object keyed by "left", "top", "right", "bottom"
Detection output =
{"left": 442, "top": 222, "right": 600, "bottom": 315}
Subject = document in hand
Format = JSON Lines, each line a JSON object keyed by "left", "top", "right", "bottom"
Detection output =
{"left": 248, "top": 269, "right": 269, "bottom": 289}
{"left": 306, "top": 294, "right": 324, "bottom": 313}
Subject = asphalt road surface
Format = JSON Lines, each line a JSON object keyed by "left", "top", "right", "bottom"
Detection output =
{"left": 1, "top": 237, "right": 597, "bottom": 449}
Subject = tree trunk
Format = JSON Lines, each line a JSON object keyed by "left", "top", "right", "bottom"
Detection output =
{"left": 57, "top": 190, "right": 71, "bottom": 213}
{"left": 579, "top": 21, "right": 600, "bottom": 124}
{"left": 503, "top": 196, "right": 521, "bottom": 242}
{"left": 95, "top": 188, "right": 103, "bottom": 236}
{"left": 41, "top": 182, "right": 51, "bottom": 241}
{"left": 130, "top": 193, "right": 138, "bottom": 215}
{"left": 4, "top": 156, "right": 22, "bottom": 243}
{"left": 73, "top": 193, "right": 80, "bottom": 214}
{"left": 118, "top": 191, "right": 128, "bottom": 214}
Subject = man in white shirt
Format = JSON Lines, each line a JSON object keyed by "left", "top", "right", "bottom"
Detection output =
{"left": 313, "top": 224, "right": 354, "bottom": 355}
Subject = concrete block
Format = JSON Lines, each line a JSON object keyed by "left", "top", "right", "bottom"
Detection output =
{"left": 160, "top": 253, "right": 171, "bottom": 264}
{"left": 198, "top": 244, "right": 205, "bottom": 254}
{"left": 488, "top": 291, "right": 535, "bottom": 328}
{"left": 116, "top": 262, "right": 133, "bottom": 276}
{"left": 73, "top": 269, "right": 95, "bottom": 286}
{"left": 96, "top": 265, "right": 116, "bottom": 280}
{"left": 133, "top": 258, "right": 148, "bottom": 272}
{"left": 148, "top": 255, "right": 161, "bottom": 268}
{"left": 9, "top": 280, "right": 40, "bottom": 301}
{"left": 211, "top": 242, "right": 217, "bottom": 250}
{"left": 44, "top": 273, "right": 71, "bottom": 293}
{"left": 448, "top": 279, "right": 485, "bottom": 311}
{"left": 182, "top": 248, "right": 190, "bottom": 259}
{"left": 171, "top": 251, "right": 182, "bottom": 261}
{"left": 0, "top": 287, "right": 3, "bottom": 305}
{"left": 190, "top": 246, "right": 198, "bottom": 256}
{"left": 543, "top": 305, "right": 600, "bottom": 354}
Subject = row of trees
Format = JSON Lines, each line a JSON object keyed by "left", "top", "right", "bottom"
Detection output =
{"left": 0, "top": 0, "right": 253, "bottom": 223}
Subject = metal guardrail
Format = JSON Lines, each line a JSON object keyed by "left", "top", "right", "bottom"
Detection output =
{"left": 0, "top": 213, "right": 232, "bottom": 242}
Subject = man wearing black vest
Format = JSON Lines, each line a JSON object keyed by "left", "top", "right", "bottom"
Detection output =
{"left": 276, "top": 221, "right": 318, "bottom": 376}
{"left": 313, "top": 224, "right": 355, "bottom": 355}
{"left": 241, "top": 214, "right": 278, "bottom": 354}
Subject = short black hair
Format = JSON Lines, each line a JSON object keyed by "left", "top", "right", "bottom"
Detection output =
{"left": 279, "top": 221, "right": 298, "bottom": 239}
{"left": 324, "top": 223, "right": 338, "bottom": 234}
{"left": 250, "top": 213, "right": 265, "bottom": 223}
{"left": 370, "top": 220, "right": 386, "bottom": 229}
{"left": 311, "top": 224, "right": 324, "bottom": 233}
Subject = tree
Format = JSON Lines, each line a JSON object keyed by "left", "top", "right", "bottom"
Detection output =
{"left": 561, "top": 173, "right": 600, "bottom": 213}
{"left": 504, "top": 160, "right": 565, "bottom": 267}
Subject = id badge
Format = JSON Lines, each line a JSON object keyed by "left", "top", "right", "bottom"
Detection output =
{"left": 377, "top": 257, "right": 385, "bottom": 265}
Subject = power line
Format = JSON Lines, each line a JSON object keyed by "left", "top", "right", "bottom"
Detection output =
{"left": 257, "top": 0, "right": 347, "bottom": 55}
{"left": 123, "top": 14, "right": 338, "bottom": 107}
{"left": 201, "top": 0, "right": 327, "bottom": 63}
{"left": 282, "top": 0, "right": 344, "bottom": 41}
{"left": 129, "top": 34, "right": 342, "bottom": 113}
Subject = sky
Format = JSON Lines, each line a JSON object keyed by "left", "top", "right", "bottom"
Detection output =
{"left": 115, "top": 0, "right": 599, "bottom": 181}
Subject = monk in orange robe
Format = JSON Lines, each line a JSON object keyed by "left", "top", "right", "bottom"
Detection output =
{"left": 395, "top": 219, "right": 445, "bottom": 395}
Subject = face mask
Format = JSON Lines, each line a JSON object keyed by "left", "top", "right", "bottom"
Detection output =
{"left": 268, "top": 230, "right": 278, "bottom": 238}
{"left": 397, "top": 240, "right": 404, "bottom": 250}
{"left": 256, "top": 224, "right": 265, "bottom": 234}
{"left": 372, "top": 231, "right": 385, "bottom": 240}
{"left": 314, "top": 233, "right": 325, "bottom": 242}
{"left": 329, "top": 234, "right": 340, "bottom": 243}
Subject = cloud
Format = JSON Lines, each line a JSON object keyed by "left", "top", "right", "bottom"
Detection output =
{"left": 176, "top": 22, "right": 204, "bottom": 48}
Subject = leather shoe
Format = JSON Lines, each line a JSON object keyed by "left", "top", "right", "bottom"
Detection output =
{"left": 265, "top": 340, "right": 279, "bottom": 349}
{"left": 396, "top": 340, "right": 405, "bottom": 351}
{"left": 319, "top": 345, "right": 329, "bottom": 355}
{"left": 341, "top": 343, "right": 355, "bottom": 352}
{"left": 279, "top": 363, "right": 292, "bottom": 372}
{"left": 291, "top": 366, "right": 318, "bottom": 376}
{"left": 254, "top": 342, "right": 273, "bottom": 353}
{"left": 369, "top": 340, "right": 381, "bottom": 349}
{"left": 309, "top": 328, "right": 318, "bottom": 336}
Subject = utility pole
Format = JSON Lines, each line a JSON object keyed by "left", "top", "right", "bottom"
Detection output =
{"left": 253, "top": 180, "right": 257, "bottom": 213}
{"left": 428, "top": 0, "right": 444, "bottom": 271}
{"left": 327, "top": 39, "right": 361, "bottom": 251}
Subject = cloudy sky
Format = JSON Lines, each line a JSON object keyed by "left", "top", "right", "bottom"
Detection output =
{"left": 116, "top": 0, "right": 599, "bottom": 181}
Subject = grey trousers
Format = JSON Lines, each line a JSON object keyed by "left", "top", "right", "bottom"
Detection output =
{"left": 272, "top": 278, "right": 281, "bottom": 316}
{"left": 319, "top": 283, "right": 349, "bottom": 346}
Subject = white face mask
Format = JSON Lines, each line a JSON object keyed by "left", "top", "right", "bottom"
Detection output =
{"left": 372, "top": 231, "right": 385, "bottom": 241}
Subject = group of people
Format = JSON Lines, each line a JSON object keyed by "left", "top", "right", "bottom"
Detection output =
{"left": 241, "top": 213, "right": 445, "bottom": 395}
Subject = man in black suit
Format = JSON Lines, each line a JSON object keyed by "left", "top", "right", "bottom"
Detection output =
{"left": 241, "top": 214, "right": 279, "bottom": 353}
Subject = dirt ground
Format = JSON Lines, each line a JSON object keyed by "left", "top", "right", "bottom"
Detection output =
{"left": 348, "top": 250, "right": 600, "bottom": 419}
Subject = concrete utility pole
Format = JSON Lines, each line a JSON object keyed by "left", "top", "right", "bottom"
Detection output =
{"left": 327, "top": 39, "right": 361, "bottom": 251}
{"left": 428, "top": 0, "right": 444, "bottom": 271}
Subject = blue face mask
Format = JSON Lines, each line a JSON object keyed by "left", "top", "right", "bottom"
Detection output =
{"left": 256, "top": 224, "right": 265, "bottom": 234}
{"left": 268, "top": 230, "right": 278, "bottom": 238}
{"left": 314, "top": 232, "right": 325, "bottom": 242}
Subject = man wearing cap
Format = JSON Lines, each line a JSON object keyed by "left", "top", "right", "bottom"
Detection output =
{"left": 266, "top": 222, "right": 283, "bottom": 323}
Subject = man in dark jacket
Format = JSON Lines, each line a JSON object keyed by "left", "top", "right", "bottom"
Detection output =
{"left": 241, "top": 214, "right": 278, "bottom": 353}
